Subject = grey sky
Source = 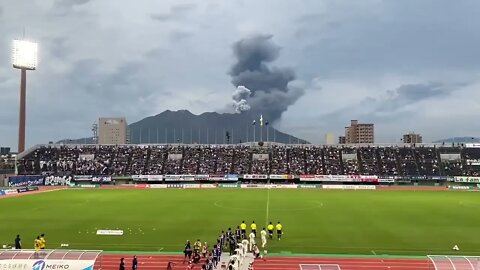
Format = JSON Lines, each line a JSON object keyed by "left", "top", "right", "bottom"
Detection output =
{"left": 1, "top": 0, "right": 480, "bottom": 150}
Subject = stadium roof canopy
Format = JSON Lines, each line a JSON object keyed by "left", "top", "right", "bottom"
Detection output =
{"left": 428, "top": 255, "right": 480, "bottom": 270}
{"left": 0, "top": 249, "right": 102, "bottom": 260}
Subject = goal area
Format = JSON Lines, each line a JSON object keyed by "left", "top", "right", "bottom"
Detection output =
{"left": 428, "top": 255, "right": 480, "bottom": 270}
{"left": 0, "top": 249, "right": 103, "bottom": 270}
{"left": 299, "top": 264, "right": 341, "bottom": 270}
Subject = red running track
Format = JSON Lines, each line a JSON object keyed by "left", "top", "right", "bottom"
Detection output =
{"left": 97, "top": 254, "right": 431, "bottom": 270}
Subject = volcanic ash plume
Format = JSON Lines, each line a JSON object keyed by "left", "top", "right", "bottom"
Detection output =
{"left": 232, "top": 85, "right": 252, "bottom": 113}
{"left": 229, "top": 34, "right": 305, "bottom": 121}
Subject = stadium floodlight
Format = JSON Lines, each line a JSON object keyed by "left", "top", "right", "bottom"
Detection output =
{"left": 12, "top": 40, "right": 38, "bottom": 70}
{"left": 12, "top": 39, "right": 38, "bottom": 153}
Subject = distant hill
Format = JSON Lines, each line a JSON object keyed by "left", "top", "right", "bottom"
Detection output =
{"left": 433, "top": 137, "right": 480, "bottom": 144}
{"left": 58, "top": 110, "right": 308, "bottom": 144}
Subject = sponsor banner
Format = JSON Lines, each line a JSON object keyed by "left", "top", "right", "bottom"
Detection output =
{"left": 184, "top": 184, "right": 201, "bottom": 188}
{"left": 299, "top": 175, "right": 317, "bottom": 181}
{"left": 16, "top": 186, "right": 39, "bottom": 193}
{"left": 167, "top": 184, "right": 184, "bottom": 188}
{"left": 448, "top": 185, "right": 474, "bottom": 190}
{"left": 91, "top": 176, "right": 112, "bottom": 182}
{"left": 317, "top": 175, "right": 379, "bottom": 182}
{"left": 297, "top": 184, "right": 321, "bottom": 189}
{"left": 74, "top": 175, "right": 94, "bottom": 181}
{"left": 4, "top": 189, "right": 18, "bottom": 195}
{"left": 454, "top": 176, "right": 480, "bottom": 183}
{"left": 240, "top": 184, "right": 297, "bottom": 189}
{"left": 97, "top": 229, "right": 123, "bottom": 235}
{"left": 209, "top": 175, "right": 225, "bottom": 181}
{"left": 132, "top": 175, "right": 163, "bottom": 181}
{"left": 378, "top": 178, "right": 395, "bottom": 183}
{"left": 218, "top": 184, "right": 240, "bottom": 188}
{"left": 269, "top": 174, "right": 294, "bottom": 180}
{"left": 224, "top": 174, "right": 239, "bottom": 181}
{"left": 195, "top": 175, "right": 210, "bottom": 181}
{"left": 77, "top": 184, "right": 99, "bottom": 188}
{"left": 268, "top": 184, "right": 297, "bottom": 189}
{"left": 241, "top": 184, "right": 266, "bottom": 188}
{"left": 243, "top": 174, "right": 268, "bottom": 180}
{"left": 148, "top": 184, "right": 168, "bottom": 189}
{"left": 164, "top": 175, "right": 195, "bottom": 181}
{"left": 8, "top": 175, "right": 44, "bottom": 187}
{"left": 112, "top": 176, "right": 132, "bottom": 180}
{"left": 322, "top": 185, "right": 376, "bottom": 190}
{"left": 45, "top": 175, "right": 73, "bottom": 186}
{"left": 300, "top": 175, "right": 378, "bottom": 182}
{"left": 200, "top": 184, "right": 218, "bottom": 188}
{"left": 0, "top": 259, "right": 95, "bottom": 270}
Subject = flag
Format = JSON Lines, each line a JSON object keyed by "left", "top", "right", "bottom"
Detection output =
{"left": 252, "top": 120, "right": 256, "bottom": 125}
{"left": 260, "top": 115, "right": 263, "bottom": 126}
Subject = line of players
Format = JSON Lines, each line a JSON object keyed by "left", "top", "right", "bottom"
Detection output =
{"left": 12, "top": 234, "right": 46, "bottom": 250}
{"left": 182, "top": 221, "right": 283, "bottom": 270}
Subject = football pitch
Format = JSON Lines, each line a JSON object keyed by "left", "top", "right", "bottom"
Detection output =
{"left": 1, "top": 188, "right": 479, "bottom": 256}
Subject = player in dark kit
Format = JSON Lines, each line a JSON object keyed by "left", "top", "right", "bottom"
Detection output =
{"left": 235, "top": 226, "right": 242, "bottom": 242}
{"left": 119, "top": 258, "right": 125, "bottom": 270}
{"left": 132, "top": 256, "right": 137, "bottom": 270}
{"left": 212, "top": 246, "right": 220, "bottom": 268}
{"left": 15, "top": 235, "right": 21, "bottom": 249}
{"left": 183, "top": 240, "right": 192, "bottom": 263}
{"left": 228, "top": 235, "right": 236, "bottom": 255}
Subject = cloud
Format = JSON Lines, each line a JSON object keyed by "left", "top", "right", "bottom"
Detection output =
{"left": 150, "top": 3, "right": 196, "bottom": 22}
{"left": 229, "top": 34, "right": 305, "bottom": 122}
{"left": 2, "top": 0, "right": 480, "bottom": 149}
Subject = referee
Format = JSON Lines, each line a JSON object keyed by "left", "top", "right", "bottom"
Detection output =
{"left": 240, "top": 221, "right": 247, "bottom": 238}
{"left": 251, "top": 221, "right": 257, "bottom": 237}
{"left": 276, "top": 222, "right": 283, "bottom": 240}
{"left": 267, "top": 222, "right": 274, "bottom": 239}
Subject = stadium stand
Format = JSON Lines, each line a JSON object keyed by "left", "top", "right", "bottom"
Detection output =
{"left": 15, "top": 144, "right": 480, "bottom": 177}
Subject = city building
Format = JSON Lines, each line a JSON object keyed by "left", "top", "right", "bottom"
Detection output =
{"left": 344, "top": 120, "right": 374, "bottom": 144}
{"left": 338, "top": 136, "right": 346, "bottom": 144}
{"left": 402, "top": 132, "right": 423, "bottom": 144}
{"left": 325, "top": 133, "right": 336, "bottom": 145}
{"left": 98, "top": 117, "right": 128, "bottom": 144}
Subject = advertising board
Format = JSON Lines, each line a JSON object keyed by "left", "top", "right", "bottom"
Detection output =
{"left": 454, "top": 176, "right": 480, "bottom": 183}
{"left": 0, "top": 259, "right": 95, "bottom": 270}
{"left": 269, "top": 175, "right": 294, "bottom": 180}
{"left": 322, "top": 185, "right": 376, "bottom": 190}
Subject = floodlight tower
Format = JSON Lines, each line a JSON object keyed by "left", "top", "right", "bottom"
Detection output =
{"left": 12, "top": 39, "right": 38, "bottom": 153}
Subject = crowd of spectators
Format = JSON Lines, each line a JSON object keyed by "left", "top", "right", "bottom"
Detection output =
{"left": 16, "top": 144, "right": 480, "bottom": 177}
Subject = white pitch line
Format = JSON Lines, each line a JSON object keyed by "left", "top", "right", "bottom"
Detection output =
{"left": 371, "top": 250, "right": 377, "bottom": 255}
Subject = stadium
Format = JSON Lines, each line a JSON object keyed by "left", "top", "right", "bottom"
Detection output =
{"left": 2, "top": 1, "right": 480, "bottom": 270}
{"left": 2, "top": 142, "right": 480, "bottom": 270}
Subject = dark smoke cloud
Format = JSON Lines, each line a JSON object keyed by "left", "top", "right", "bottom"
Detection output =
{"left": 229, "top": 34, "right": 305, "bottom": 122}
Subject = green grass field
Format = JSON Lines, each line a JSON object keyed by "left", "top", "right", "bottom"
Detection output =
{"left": 1, "top": 188, "right": 479, "bottom": 256}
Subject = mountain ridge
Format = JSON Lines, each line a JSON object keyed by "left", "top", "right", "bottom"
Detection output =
{"left": 59, "top": 110, "right": 309, "bottom": 144}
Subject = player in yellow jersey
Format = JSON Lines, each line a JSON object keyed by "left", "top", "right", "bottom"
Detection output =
{"left": 39, "top": 234, "right": 46, "bottom": 249}
{"left": 276, "top": 222, "right": 283, "bottom": 240}
{"left": 251, "top": 221, "right": 257, "bottom": 237}
{"left": 267, "top": 222, "right": 274, "bottom": 239}
{"left": 34, "top": 236, "right": 41, "bottom": 250}
{"left": 240, "top": 221, "right": 247, "bottom": 238}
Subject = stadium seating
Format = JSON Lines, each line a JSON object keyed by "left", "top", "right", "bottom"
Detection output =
{"left": 16, "top": 144, "right": 480, "bottom": 177}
